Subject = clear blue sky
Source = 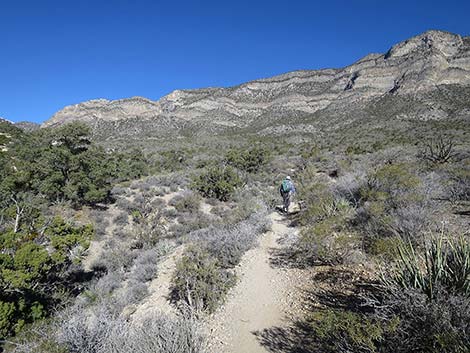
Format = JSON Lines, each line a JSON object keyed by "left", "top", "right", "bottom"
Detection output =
{"left": 1, "top": 0, "right": 470, "bottom": 123}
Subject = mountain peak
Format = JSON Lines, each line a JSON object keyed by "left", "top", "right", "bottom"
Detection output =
{"left": 0, "top": 117, "right": 15, "bottom": 126}
{"left": 385, "top": 30, "right": 463, "bottom": 59}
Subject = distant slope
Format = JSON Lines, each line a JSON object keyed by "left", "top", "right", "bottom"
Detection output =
{"left": 42, "top": 30, "right": 470, "bottom": 142}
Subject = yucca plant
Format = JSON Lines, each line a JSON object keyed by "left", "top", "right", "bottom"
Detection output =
{"left": 445, "top": 237, "right": 470, "bottom": 294}
{"left": 384, "top": 235, "right": 470, "bottom": 299}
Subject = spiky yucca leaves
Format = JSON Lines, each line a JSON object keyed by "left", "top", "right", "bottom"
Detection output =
{"left": 385, "top": 236, "right": 470, "bottom": 299}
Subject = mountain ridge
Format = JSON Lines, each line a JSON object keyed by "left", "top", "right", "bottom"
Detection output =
{"left": 41, "top": 30, "right": 470, "bottom": 141}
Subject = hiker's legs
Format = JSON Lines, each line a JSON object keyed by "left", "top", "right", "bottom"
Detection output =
{"left": 286, "top": 193, "right": 292, "bottom": 212}
{"left": 283, "top": 193, "right": 290, "bottom": 213}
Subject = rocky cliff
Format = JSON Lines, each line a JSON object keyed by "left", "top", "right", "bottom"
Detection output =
{"left": 42, "top": 30, "right": 470, "bottom": 141}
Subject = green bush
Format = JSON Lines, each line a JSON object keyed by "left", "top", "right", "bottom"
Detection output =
{"left": 170, "top": 192, "right": 201, "bottom": 213}
{"left": 171, "top": 246, "right": 235, "bottom": 313}
{"left": 363, "top": 163, "right": 421, "bottom": 207}
{"left": 308, "top": 290, "right": 470, "bottom": 353}
{"left": 307, "top": 309, "right": 388, "bottom": 352}
{"left": 297, "top": 223, "right": 359, "bottom": 265}
{"left": 294, "top": 168, "right": 359, "bottom": 265}
{"left": 297, "top": 168, "right": 338, "bottom": 226}
{"left": 367, "top": 236, "right": 403, "bottom": 260}
{"left": 191, "top": 165, "right": 241, "bottom": 201}
{"left": 0, "top": 217, "right": 92, "bottom": 340}
{"left": 299, "top": 183, "right": 337, "bottom": 226}
{"left": 447, "top": 160, "right": 470, "bottom": 202}
{"left": 224, "top": 145, "right": 271, "bottom": 173}
{"left": 3, "top": 319, "right": 68, "bottom": 353}
{"left": 157, "top": 149, "right": 190, "bottom": 172}
{"left": 358, "top": 163, "right": 428, "bottom": 240}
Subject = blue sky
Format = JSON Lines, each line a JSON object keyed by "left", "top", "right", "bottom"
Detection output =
{"left": 1, "top": 0, "right": 470, "bottom": 123}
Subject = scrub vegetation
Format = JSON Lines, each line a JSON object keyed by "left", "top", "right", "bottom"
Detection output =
{"left": 1, "top": 106, "right": 470, "bottom": 353}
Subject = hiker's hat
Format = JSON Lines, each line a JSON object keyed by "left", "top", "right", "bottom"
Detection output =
{"left": 286, "top": 176, "right": 291, "bottom": 180}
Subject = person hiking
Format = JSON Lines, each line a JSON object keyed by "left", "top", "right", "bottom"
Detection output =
{"left": 279, "top": 175, "right": 296, "bottom": 213}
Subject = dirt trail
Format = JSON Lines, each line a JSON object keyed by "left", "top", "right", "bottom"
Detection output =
{"left": 206, "top": 212, "right": 305, "bottom": 353}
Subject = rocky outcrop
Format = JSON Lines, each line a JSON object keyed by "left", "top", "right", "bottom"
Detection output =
{"left": 14, "top": 121, "right": 40, "bottom": 132}
{"left": 42, "top": 30, "right": 470, "bottom": 139}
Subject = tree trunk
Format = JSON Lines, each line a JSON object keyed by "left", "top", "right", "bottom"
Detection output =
{"left": 11, "top": 196, "right": 23, "bottom": 233}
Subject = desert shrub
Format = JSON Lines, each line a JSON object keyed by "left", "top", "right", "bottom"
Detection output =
{"left": 375, "top": 203, "right": 430, "bottom": 241}
{"left": 131, "top": 192, "right": 164, "bottom": 221}
{"left": 3, "top": 320, "right": 67, "bottom": 353}
{"left": 162, "top": 207, "right": 178, "bottom": 219}
{"left": 419, "top": 135, "right": 457, "bottom": 165}
{"left": 113, "top": 211, "right": 129, "bottom": 226}
{"left": 307, "top": 291, "right": 470, "bottom": 353}
{"left": 358, "top": 163, "right": 430, "bottom": 241}
{"left": 190, "top": 202, "right": 270, "bottom": 268}
{"left": 345, "top": 143, "right": 370, "bottom": 155}
{"left": 229, "top": 192, "right": 269, "bottom": 222}
{"left": 88, "top": 210, "right": 109, "bottom": 238}
{"left": 367, "top": 236, "right": 403, "bottom": 260}
{"left": 363, "top": 163, "right": 421, "bottom": 208}
{"left": 297, "top": 225, "right": 360, "bottom": 266}
{"left": 224, "top": 145, "right": 271, "bottom": 173}
{"left": 169, "top": 191, "right": 201, "bottom": 213}
{"left": 356, "top": 235, "right": 470, "bottom": 352}
{"left": 244, "top": 201, "right": 272, "bottom": 233}
{"left": 110, "top": 185, "right": 127, "bottom": 197}
{"left": 306, "top": 309, "right": 386, "bottom": 353}
{"left": 112, "top": 227, "right": 131, "bottom": 240}
{"left": 157, "top": 149, "right": 190, "bottom": 172}
{"left": 92, "top": 272, "right": 124, "bottom": 298}
{"left": 447, "top": 161, "right": 470, "bottom": 202}
{"left": 297, "top": 168, "right": 339, "bottom": 226}
{"left": 115, "top": 197, "right": 134, "bottom": 212}
{"left": 171, "top": 246, "right": 235, "bottom": 313}
{"left": 376, "top": 288, "right": 470, "bottom": 353}
{"left": 332, "top": 171, "right": 367, "bottom": 207}
{"left": 170, "top": 212, "right": 212, "bottom": 239}
{"left": 293, "top": 167, "right": 359, "bottom": 264}
{"left": 302, "top": 235, "right": 470, "bottom": 353}
{"left": 85, "top": 245, "right": 169, "bottom": 315}
{"left": 55, "top": 306, "right": 206, "bottom": 353}
{"left": 131, "top": 179, "right": 154, "bottom": 192}
{"left": 99, "top": 242, "right": 137, "bottom": 272}
{"left": 127, "top": 248, "right": 161, "bottom": 282}
{"left": 144, "top": 173, "right": 189, "bottom": 190}
{"left": 291, "top": 166, "right": 362, "bottom": 265}
{"left": 0, "top": 217, "right": 92, "bottom": 340}
{"left": 191, "top": 165, "right": 241, "bottom": 201}
{"left": 114, "top": 280, "right": 148, "bottom": 307}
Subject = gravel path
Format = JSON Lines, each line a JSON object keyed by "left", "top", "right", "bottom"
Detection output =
{"left": 205, "top": 212, "right": 306, "bottom": 353}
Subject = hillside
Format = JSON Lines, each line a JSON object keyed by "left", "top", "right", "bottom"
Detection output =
{"left": 42, "top": 30, "right": 470, "bottom": 143}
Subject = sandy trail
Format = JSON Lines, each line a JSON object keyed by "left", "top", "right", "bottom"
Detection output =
{"left": 206, "top": 212, "right": 303, "bottom": 353}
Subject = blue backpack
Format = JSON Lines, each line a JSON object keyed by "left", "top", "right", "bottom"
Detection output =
{"left": 281, "top": 179, "right": 292, "bottom": 193}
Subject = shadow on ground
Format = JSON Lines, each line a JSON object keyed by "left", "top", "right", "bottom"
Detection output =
{"left": 254, "top": 263, "right": 379, "bottom": 352}
{"left": 254, "top": 287, "right": 376, "bottom": 353}
{"left": 253, "top": 321, "right": 316, "bottom": 353}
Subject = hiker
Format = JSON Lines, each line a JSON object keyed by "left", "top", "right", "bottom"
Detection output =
{"left": 279, "top": 175, "right": 296, "bottom": 213}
